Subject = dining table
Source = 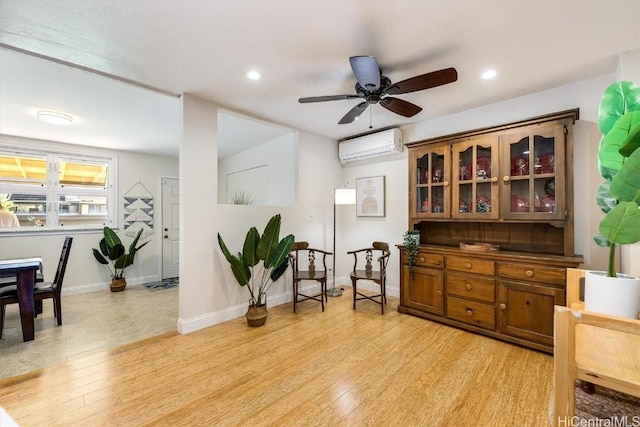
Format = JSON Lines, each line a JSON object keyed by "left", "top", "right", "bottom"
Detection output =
{"left": 0, "top": 257, "right": 43, "bottom": 342}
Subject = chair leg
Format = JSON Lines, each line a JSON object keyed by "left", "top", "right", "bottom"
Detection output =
{"left": 55, "top": 297, "right": 62, "bottom": 326}
{"left": 0, "top": 301, "right": 5, "bottom": 339}
{"left": 352, "top": 278, "right": 357, "bottom": 310}
{"left": 293, "top": 281, "right": 297, "bottom": 313}
{"left": 320, "top": 280, "right": 325, "bottom": 312}
{"left": 35, "top": 300, "right": 43, "bottom": 316}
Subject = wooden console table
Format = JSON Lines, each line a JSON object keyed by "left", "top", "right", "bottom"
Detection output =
{"left": 552, "top": 269, "right": 640, "bottom": 425}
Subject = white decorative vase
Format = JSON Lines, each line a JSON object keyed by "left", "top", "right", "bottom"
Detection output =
{"left": 584, "top": 271, "right": 640, "bottom": 319}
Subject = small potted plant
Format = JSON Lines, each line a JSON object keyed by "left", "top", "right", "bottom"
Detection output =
{"left": 586, "top": 81, "right": 640, "bottom": 319}
{"left": 92, "top": 226, "right": 149, "bottom": 292}
{"left": 218, "top": 214, "right": 294, "bottom": 326}
{"left": 403, "top": 230, "right": 421, "bottom": 278}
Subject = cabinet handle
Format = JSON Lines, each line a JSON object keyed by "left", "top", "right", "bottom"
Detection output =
{"left": 491, "top": 176, "right": 499, "bottom": 183}
{"left": 525, "top": 270, "right": 534, "bottom": 278}
{"left": 443, "top": 181, "right": 449, "bottom": 187}
{"left": 436, "top": 290, "right": 443, "bottom": 296}
{"left": 499, "top": 303, "right": 507, "bottom": 310}
{"left": 503, "top": 176, "right": 510, "bottom": 182}
{"left": 466, "top": 308, "right": 474, "bottom": 317}
{"left": 465, "top": 282, "right": 472, "bottom": 291}
{"left": 465, "top": 262, "right": 472, "bottom": 269}
{"left": 419, "top": 256, "right": 425, "bottom": 263}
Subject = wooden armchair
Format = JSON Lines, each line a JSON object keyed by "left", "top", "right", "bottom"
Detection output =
{"left": 289, "top": 242, "right": 332, "bottom": 313}
{"left": 348, "top": 241, "right": 390, "bottom": 314}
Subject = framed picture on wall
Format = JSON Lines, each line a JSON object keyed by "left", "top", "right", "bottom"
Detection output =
{"left": 356, "top": 175, "right": 385, "bottom": 217}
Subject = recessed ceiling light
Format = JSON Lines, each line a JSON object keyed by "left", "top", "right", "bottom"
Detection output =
{"left": 482, "top": 70, "right": 497, "bottom": 80}
{"left": 37, "top": 111, "right": 73, "bottom": 125}
{"left": 247, "top": 70, "right": 261, "bottom": 80}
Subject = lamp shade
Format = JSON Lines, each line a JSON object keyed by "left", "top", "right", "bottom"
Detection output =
{"left": 335, "top": 188, "right": 356, "bottom": 205}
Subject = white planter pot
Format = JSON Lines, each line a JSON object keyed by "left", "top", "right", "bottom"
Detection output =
{"left": 584, "top": 271, "right": 640, "bottom": 319}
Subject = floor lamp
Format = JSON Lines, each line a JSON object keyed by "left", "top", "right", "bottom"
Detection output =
{"left": 328, "top": 187, "right": 356, "bottom": 297}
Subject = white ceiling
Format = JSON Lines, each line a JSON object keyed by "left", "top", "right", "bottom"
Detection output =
{"left": 1, "top": 1, "right": 639, "bottom": 157}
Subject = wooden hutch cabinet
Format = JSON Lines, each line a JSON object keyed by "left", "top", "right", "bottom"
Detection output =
{"left": 399, "top": 109, "right": 583, "bottom": 353}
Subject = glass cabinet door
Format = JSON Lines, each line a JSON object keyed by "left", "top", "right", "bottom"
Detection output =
{"left": 411, "top": 145, "right": 450, "bottom": 218}
{"left": 500, "top": 123, "right": 565, "bottom": 219}
{"left": 451, "top": 136, "right": 499, "bottom": 219}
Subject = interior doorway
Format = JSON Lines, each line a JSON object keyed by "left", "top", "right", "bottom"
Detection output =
{"left": 161, "top": 177, "right": 180, "bottom": 279}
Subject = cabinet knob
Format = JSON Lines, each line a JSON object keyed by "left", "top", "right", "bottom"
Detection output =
{"left": 499, "top": 303, "right": 507, "bottom": 310}
{"left": 525, "top": 270, "right": 534, "bottom": 278}
{"left": 443, "top": 181, "right": 449, "bottom": 187}
{"left": 503, "top": 176, "right": 510, "bottom": 182}
{"left": 466, "top": 308, "right": 474, "bottom": 317}
{"left": 465, "top": 282, "right": 472, "bottom": 291}
{"left": 491, "top": 176, "right": 499, "bottom": 183}
{"left": 419, "top": 256, "right": 425, "bottom": 263}
{"left": 436, "top": 290, "right": 443, "bottom": 296}
{"left": 465, "top": 262, "right": 472, "bottom": 269}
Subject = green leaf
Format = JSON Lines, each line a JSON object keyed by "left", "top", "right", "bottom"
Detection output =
{"left": 267, "top": 234, "right": 295, "bottom": 273}
{"left": 619, "top": 121, "right": 640, "bottom": 157}
{"left": 217, "top": 233, "right": 233, "bottom": 262}
{"left": 258, "top": 214, "right": 281, "bottom": 267}
{"left": 129, "top": 228, "right": 144, "bottom": 253}
{"left": 108, "top": 243, "right": 125, "bottom": 261}
{"left": 229, "top": 254, "right": 251, "bottom": 286}
{"left": 599, "top": 201, "right": 640, "bottom": 245}
{"left": 610, "top": 148, "right": 640, "bottom": 204}
{"left": 92, "top": 248, "right": 109, "bottom": 265}
{"left": 103, "top": 226, "right": 122, "bottom": 248}
{"left": 595, "top": 181, "right": 617, "bottom": 214}
{"left": 99, "top": 238, "right": 110, "bottom": 257}
{"left": 593, "top": 233, "right": 611, "bottom": 248}
{"left": 597, "top": 81, "right": 640, "bottom": 135}
{"left": 598, "top": 112, "right": 640, "bottom": 171}
{"left": 243, "top": 227, "right": 260, "bottom": 267}
{"left": 270, "top": 257, "right": 290, "bottom": 282}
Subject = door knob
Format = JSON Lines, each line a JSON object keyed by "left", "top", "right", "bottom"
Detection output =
{"left": 164, "top": 235, "right": 168, "bottom": 238}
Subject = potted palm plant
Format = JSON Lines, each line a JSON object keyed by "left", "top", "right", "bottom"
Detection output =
{"left": 92, "top": 226, "right": 149, "bottom": 292}
{"left": 586, "top": 81, "right": 640, "bottom": 319}
{"left": 218, "top": 214, "right": 294, "bottom": 326}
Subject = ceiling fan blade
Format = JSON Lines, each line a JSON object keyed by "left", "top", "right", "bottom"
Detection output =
{"left": 349, "top": 56, "right": 381, "bottom": 91}
{"left": 380, "top": 97, "right": 423, "bottom": 117}
{"left": 339, "top": 101, "right": 369, "bottom": 124}
{"left": 387, "top": 67, "right": 458, "bottom": 95}
{"left": 299, "top": 94, "right": 361, "bottom": 103}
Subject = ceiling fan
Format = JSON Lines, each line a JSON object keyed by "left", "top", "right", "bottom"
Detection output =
{"left": 298, "top": 56, "right": 458, "bottom": 124}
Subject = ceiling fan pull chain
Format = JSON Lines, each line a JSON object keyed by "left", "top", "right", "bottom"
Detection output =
{"left": 369, "top": 105, "right": 373, "bottom": 129}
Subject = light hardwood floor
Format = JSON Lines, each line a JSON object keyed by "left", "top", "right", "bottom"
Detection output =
{"left": 0, "top": 288, "right": 554, "bottom": 426}
{"left": 0, "top": 285, "right": 178, "bottom": 380}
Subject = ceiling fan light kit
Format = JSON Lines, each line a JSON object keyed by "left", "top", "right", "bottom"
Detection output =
{"left": 299, "top": 56, "right": 457, "bottom": 124}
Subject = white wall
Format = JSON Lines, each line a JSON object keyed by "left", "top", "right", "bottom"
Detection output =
{"left": 178, "top": 94, "right": 342, "bottom": 333}
{"left": 218, "top": 133, "right": 296, "bottom": 206}
{"left": 0, "top": 135, "right": 179, "bottom": 292}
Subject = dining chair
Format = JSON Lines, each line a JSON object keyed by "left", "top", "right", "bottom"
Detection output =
{"left": 348, "top": 241, "right": 391, "bottom": 314}
{"left": 289, "top": 241, "right": 332, "bottom": 313}
{"left": 0, "top": 236, "right": 73, "bottom": 338}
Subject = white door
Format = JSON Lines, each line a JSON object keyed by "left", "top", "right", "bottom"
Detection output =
{"left": 161, "top": 178, "right": 180, "bottom": 279}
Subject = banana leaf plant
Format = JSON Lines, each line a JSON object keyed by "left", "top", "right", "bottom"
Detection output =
{"left": 218, "top": 214, "right": 295, "bottom": 307}
{"left": 92, "top": 226, "right": 149, "bottom": 280}
{"left": 594, "top": 81, "right": 640, "bottom": 277}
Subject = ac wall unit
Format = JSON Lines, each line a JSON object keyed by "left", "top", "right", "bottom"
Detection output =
{"left": 338, "top": 129, "right": 403, "bottom": 164}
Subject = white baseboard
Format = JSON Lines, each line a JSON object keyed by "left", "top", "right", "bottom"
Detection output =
{"left": 61, "top": 275, "right": 159, "bottom": 296}
{"left": 177, "top": 277, "right": 398, "bottom": 335}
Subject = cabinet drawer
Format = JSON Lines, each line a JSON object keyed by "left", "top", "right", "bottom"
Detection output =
{"left": 498, "top": 263, "right": 566, "bottom": 286}
{"left": 447, "top": 256, "right": 495, "bottom": 276}
{"left": 447, "top": 296, "right": 496, "bottom": 330}
{"left": 447, "top": 272, "right": 495, "bottom": 303}
{"left": 415, "top": 253, "right": 444, "bottom": 268}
